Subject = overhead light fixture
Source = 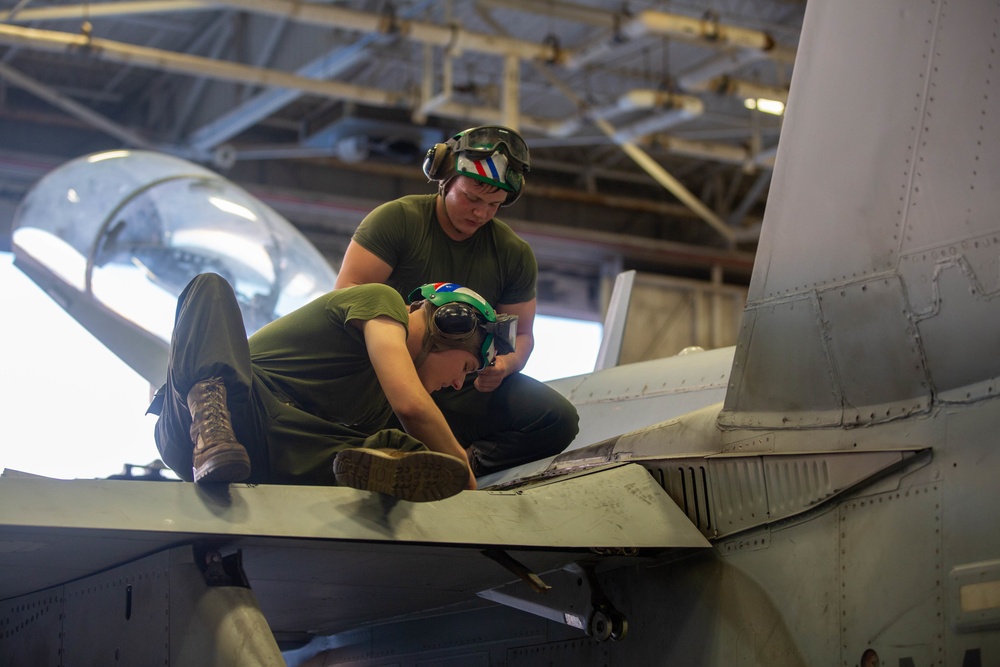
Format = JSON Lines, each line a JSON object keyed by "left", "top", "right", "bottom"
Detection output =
{"left": 744, "top": 97, "right": 785, "bottom": 116}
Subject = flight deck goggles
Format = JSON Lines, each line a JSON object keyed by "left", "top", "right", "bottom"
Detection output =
{"left": 450, "top": 126, "right": 530, "bottom": 172}
{"left": 432, "top": 302, "right": 518, "bottom": 370}
{"left": 409, "top": 283, "right": 519, "bottom": 371}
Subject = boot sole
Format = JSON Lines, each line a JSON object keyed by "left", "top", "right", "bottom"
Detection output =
{"left": 333, "top": 449, "right": 467, "bottom": 502}
{"left": 194, "top": 448, "right": 251, "bottom": 484}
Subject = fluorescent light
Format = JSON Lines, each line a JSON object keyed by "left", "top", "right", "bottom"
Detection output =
{"left": 745, "top": 97, "right": 785, "bottom": 116}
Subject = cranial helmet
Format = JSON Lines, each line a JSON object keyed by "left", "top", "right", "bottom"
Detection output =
{"left": 408, "top": 282, "right": 518, "bottom": 371}
{"left": 422, "top": 126, "right": 530, "bottom": 206}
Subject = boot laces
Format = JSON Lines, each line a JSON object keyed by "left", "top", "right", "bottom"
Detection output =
{"left": 196, "top": 381, "right": 234, "bottom": 440}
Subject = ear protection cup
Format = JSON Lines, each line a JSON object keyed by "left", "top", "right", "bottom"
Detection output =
{"left": 422, "top": 143, "right": 451, "bottom": 180}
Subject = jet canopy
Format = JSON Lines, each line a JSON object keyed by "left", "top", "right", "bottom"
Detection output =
{"left": 11, "top": 150, "right": 337, "bottom": 341}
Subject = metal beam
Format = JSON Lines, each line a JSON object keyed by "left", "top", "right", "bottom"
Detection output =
{"left": 0, "top": 62, "right": 157, "bottom": 150}
{"left": 0, "top": 0, "right": 209, "bottom": 23}
{"left": 214, "top": 0, "right": 561, "bottom": 62}
{"left": 0, "top": 22, "right": 409, "bottom": 162}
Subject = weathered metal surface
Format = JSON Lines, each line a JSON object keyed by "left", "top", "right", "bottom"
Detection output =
{"left": 722, "top": 0, "right": 1000, "bottom": 429}
{"left": 0, "top": 463, "right": 706, "bottom": 603}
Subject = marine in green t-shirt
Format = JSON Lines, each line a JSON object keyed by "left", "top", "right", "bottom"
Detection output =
{"left": 335, "top": 125, "right": 580, "bottom": 476}
{"left": 350, "top": 193, "right": 537, "bottom": 309}
{"left": 150, "top": 274, "right": 511, "bottom": 501}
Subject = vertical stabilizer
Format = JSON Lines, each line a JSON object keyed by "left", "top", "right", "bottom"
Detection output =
{"left": 594, "top": 270, "right": 635, "bottom": 371}
{"left": 722, "top": 0, "right": 1000, "bottom": 429}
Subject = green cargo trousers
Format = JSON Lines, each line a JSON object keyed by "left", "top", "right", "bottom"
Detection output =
{"left": 147, "top": 273, "right": 424, "bottom": 485}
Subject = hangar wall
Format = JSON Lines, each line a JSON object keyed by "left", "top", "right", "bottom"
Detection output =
{"left": 619, "top": 272, "right": 746, "bottom": 364}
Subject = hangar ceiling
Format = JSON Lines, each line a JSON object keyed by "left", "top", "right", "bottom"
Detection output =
{"left": 0, "top": 0, "right": 804, "bottom": 316}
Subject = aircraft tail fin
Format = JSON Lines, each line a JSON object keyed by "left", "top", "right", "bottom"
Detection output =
{"left": 593, "top": 270, "right": 635, "bottom": 371}
{"left": 721, "top": 0, "right": 1000, "bottom": 429}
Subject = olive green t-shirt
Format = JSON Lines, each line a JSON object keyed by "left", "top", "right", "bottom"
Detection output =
{"left": 248, "top": 283, "right": 408, "bottom": 434}
{"left": 352, "top": 194, "right": 537, "bottom": 306}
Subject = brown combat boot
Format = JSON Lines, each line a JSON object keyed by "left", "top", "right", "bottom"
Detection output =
{"left": 333, "top": 448, "right": 467, "bottom": 502}
{"left": 186, "top": 377, "right": 251, "bottom": 483}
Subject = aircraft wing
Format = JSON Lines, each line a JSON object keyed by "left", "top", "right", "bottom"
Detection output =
{"left": 0, "top": 464, "right": 708, "bottom": 646}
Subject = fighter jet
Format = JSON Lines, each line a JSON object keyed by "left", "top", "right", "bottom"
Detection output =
{"left": 2, "top": 0, "right": 999, "bottom": 664}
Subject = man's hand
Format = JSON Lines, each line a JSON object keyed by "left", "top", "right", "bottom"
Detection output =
{"left": 474, "top": 355, "right": 512, "bottom": 392}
